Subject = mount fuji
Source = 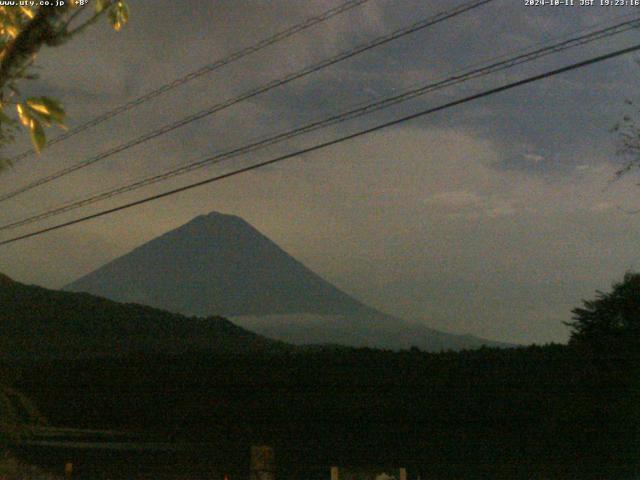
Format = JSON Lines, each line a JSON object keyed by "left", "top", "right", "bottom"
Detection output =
{"left": 65, "top": 212, "right": 505, "bottom": 351}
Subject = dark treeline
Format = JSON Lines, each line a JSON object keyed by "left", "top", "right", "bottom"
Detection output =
{"left": 2, "top": 272, "right": 638, "bottom": 478}
{"left": 7, "top": 342, "right": 639, "bottom": 479}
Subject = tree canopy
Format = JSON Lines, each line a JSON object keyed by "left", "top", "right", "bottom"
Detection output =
{"left": 0, "top": 0, "right": 128, "bottom": 455}
{"left": 566, "top": 271, "right": 640, "bottom": 348}
{"left": 613, "top": 100, "right": 640, "bottom": 180}
{"left": 0, "top": 0, "right": 128, "bottom": 162}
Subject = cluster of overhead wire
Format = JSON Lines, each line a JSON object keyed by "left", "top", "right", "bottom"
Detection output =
{"left": 1, "top": 0, "right": 639, "bottom": 246}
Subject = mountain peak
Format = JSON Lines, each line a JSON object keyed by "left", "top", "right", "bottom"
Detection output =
{"left": 203, "top": 211, "right": 241, "bottom": 221}
{"left": 66, "top": 213, "right": 369, "bottom": 318}
{"left": 64, "top": 214, "right": 505, "bottom": 351}
{"left": 188, "top": 211, "right": 252, "bottom": 229}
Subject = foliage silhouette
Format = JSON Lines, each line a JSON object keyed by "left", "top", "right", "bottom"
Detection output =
{"left": 0, "top": 1, "right": 128, "bottom": 160}
{"left": 566, "top": 271, "right": 640, "bottom": 349}
{"left": 2, "top": 273, "right": 638, "bottom": 478}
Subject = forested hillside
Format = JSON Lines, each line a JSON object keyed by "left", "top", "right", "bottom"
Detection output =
{"left": 9, "top": 344, "right": 639, "bottom": 479}
{"left": 0, "top": 274, "right": 288, "bottom": 359}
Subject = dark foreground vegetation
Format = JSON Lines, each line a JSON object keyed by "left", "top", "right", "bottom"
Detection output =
{"left": 4, "top": 341, "right": 638, "bottom": 479}
{"left": 1, "top": 272, "right": 639, "bottom": 479}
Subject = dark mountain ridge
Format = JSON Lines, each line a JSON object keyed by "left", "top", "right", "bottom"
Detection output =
{"left": 65, "top": 211, "right": 508, "bottom": 351}
{"left": 0, "top": 276, "right": 288, "bottom": 360}
{"left": 67, "top": 212, "right": 372, "bottom": 318}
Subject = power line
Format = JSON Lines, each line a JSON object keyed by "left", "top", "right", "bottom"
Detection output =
{"left": 1, "top": 42, "right": 638, "bottom": 247}
{"left": 2, "top": 15, "right": 638, "bottom": 232}
{"left": 7, "top": 0, "right": 373, "bottom": 164}
{"left": 0, "top": 0, "right": 495, "bottom": 204}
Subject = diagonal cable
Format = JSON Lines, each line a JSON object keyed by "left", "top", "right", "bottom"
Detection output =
{"left": 7, "top": 0, "right": 373, "bottom": 163}
{"left": 0, "top": 0, "right": 495, "bottom": 203}
{"left": 1, "top": 14, "right": 638, "bottom": 232}
{"left": 1, "top": 41, "right": 639, "bottom": 246}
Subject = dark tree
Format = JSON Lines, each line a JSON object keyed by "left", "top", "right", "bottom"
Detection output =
{"left": 566, "top": 272, "right": 640, "bottom": 347}
{"left": 0, "top": 1, "right": 129, "bottom": 160}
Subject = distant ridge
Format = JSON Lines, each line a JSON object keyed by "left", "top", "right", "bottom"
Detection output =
{"left": 0, "top": 275, "right": 288, "bottom": 360}
{"left": 0, "top": 272, "right": 14, "bottom": 285}
{"left": 66, "top": 212, "right": 508, "bottom": 351}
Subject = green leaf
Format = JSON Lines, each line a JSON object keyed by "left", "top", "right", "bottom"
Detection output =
{"left": 109, "top": 1, "right": 129, "bottom": 31}
{"left": 16, "top": 103, "right": 31, "bottom": 127}
{"left": 95, "top": 0, "right": 111, "bottom": 13}
{"left": 39, "top": 97, "right": 65, "bottom": 123}
{"left": 108, "top": 7, "right": 118, "bottom": 29}
{"left": 28, "top": 119, "right": 45, "bottom": 153}
{"left": 26, "top": 96, "right": 65, "bottom": 124}
{"left": 117, "top": 1, "right": 129, "bottom": 23}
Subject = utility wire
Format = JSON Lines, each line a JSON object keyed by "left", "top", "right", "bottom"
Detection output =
{"left": 1, "top": 42, "right": 638, "bottom": 247}
{"left": 7, "top": 0, "right": 372, "bottom": 163}
{"left": 0, "top": 0, "right": 494, "bottom": 203}
{"left": 2, "top": 15, "right": 638, "bottom": 232}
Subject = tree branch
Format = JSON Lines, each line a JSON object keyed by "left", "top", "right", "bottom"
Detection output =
{"left": 65, "top": 8, "right": 108, "bottom": 39}
{"left": 0, "top": 7, "right": 66, "bottom": 91}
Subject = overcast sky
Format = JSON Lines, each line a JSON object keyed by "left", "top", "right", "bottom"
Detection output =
{"left": 1, "top": 0, "right": 640, "bottom": 344}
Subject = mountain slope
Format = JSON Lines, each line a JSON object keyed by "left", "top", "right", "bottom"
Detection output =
{"left": 67, "top": 212, "right": 372, "bottom": 318}
{"left": 66, "top": 212, "right": 506, "bottom": 351}
{"left": 0, "top": 276, "right": 288, "bottom": 360}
